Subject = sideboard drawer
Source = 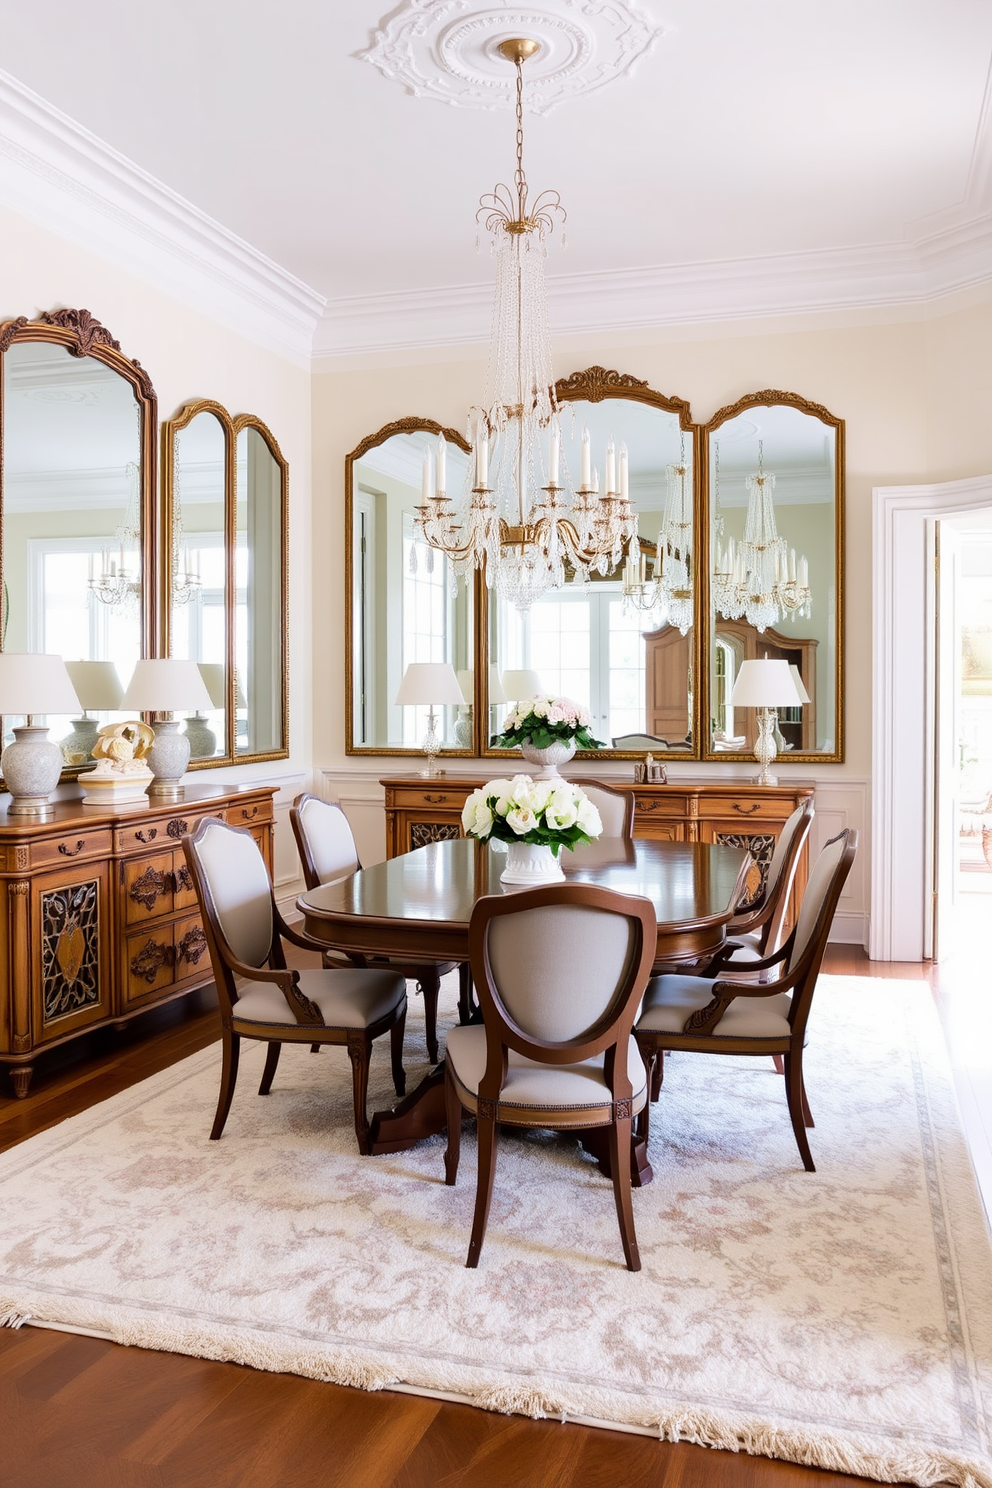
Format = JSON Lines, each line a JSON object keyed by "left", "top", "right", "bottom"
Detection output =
{"left": 697, "top": 793, "right": 793, "bottom": 823}
{"left": 224, "top": 800, "right": 272, "bottom": 829}
{"left": 31, "top": 828, "right": 113, "bottom": 871}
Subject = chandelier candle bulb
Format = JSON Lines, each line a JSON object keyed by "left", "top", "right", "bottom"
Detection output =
{"left": 620, "top": 444, "right": 629, "bottom": 501}
{"left": 605, "top": 439, "right": 616, "bottom": 495}
{"left": 476, "top": 431, "right": 488, "bottom": 488}
{"left": 436, "top": 433, "right": 446, "bottom": 494}
{"left": 580, "top": 426, "right": 591, "bottom": 487}
{"left": 790, "top": 548, "right": 797, "bottom": 582}
{"left": 549, "top": 422, "right": 560, "bottom": 485}
{"left": 421, "top": 447, "right": 432, "bottom": 504}
{"left": 800, "top": 555, "right": 809, "bottom": 587}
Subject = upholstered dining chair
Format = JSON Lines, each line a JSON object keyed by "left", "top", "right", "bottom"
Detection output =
{"left": 634, "top": 828, "right": 857, "bottom": 1173}
{"left": 443, "top": 883, "right": 657, "bottom": 1272}
{"left": 183, "top": 816, "right": 408, "bottom": 1154}
{"left": 570, "top": 780, "right": 636, "bottom": 837}
{"left": 290, "top": 792, "right": 459, "bottom": 1062}
{"left": 696, "top": 797, "right": 815, "bottom": 975}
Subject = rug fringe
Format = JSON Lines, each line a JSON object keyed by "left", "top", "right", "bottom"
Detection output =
{"left": 0, "top": 1308, "right": 31, "bottom": 1329}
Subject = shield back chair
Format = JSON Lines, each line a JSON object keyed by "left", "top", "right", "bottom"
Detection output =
{"left": 183, "top": 816, "right": 408, "bottom": 1154}
{"left": 290, "top": 792, "right": 460, "bottom": 1062}
{"left": 716, "top": 796, "right": 815, "bottom": 971}
{"left": 634, "top": 828, "right": 857, "bottom": 1173}
{"left": 444, "top": 883, "right": 657, "bottom": 1272}
{"left": 570, "top": 781, "right": 636, "bottom": 838}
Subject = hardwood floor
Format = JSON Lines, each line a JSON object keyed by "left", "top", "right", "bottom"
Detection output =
{"left": 0, "top": 946, "right": 936, "bottom": 1487}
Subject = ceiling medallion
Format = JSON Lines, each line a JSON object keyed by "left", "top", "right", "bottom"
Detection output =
{"left": 358, "top": 1, "right": 663, "bottom": 115}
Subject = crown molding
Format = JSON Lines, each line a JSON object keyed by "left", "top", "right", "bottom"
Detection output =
{"left": 312, "top": 222, "right": 992, "bottom": 366}
{"left": 0, "top": 69, "right": 325, "bottom": 366}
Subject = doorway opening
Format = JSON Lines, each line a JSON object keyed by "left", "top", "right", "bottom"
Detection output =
{"left": 932, "top": 510, "right": 992, "bottom": 960}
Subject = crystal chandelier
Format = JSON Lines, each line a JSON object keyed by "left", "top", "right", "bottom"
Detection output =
{"left": 169, "top": 429, "right": 203, "bottom": 607}
{"left": 622, "top": 436, "right": 693, "bottom": 633}
{"left": 89, "top": 461, "right": 142, "bottom": 611}
{"left": 711, "top": 440, "right": 811, "bottom": 632}
{"left": 414, "top": 38, "right": 637, "bottom": 610}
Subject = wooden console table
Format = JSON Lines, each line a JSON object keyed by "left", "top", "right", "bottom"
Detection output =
{"left": 0, "top": 781, "right": 275, "bottom": 1097}
{"left": 382, "top": 776, "right": 814, "bottom": 913}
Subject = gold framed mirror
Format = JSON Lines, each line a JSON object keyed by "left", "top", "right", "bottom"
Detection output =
{"left": 345, "top": 418, "right": 478, "bottom": 758}
{"left": 484, "top": 367, "right": 701, "bottom": 761}
{"left": 702, "top": 391, "right": 844, "bottom": 764}
{"left": 163, "top": 402, "right": 289, "bottom": 766}
{"left": 0, "top": 309, "right": 156, "bottom": 775}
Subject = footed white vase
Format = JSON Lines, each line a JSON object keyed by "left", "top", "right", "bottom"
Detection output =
{"left": 500, "top": 839, "right": 565, "bottom": 887}
{"left": 518, "top": 740, "right": 576, "bottom": 779}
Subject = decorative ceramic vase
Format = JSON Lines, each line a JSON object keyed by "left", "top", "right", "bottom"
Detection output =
{"left": 518, "top": 740, "right": 577, "bottom": 779}
{"left": 500, "top": 839, "right": 565, "bottom": 886}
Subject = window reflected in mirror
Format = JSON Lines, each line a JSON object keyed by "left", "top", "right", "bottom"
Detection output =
{"left": 234, "top": 423, "right": 286, "bottom": 758}
{"left": 349, "top": 424, "right": 475, "bottom": 752}
{"left": 706, "top": 397, "right": 842, "bottom": 759}
{"left": 2, "top": 336, "right": 146, "bottom": 763}
{"left": 168, "top": 408, "right": 227, "bottom": 760}
{"left": 489, "top": 394, "right": 694, "bottom": 754}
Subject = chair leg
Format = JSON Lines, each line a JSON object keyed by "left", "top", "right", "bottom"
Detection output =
{"left": 443, "top": 1064, "right": 462, "bottom": 1186}
{"left": 608, "top": 1116, "right": 641, "bottom": 1272}
{"left": 772, "top": 1054, "right": 785, "bottom": 1074}
{"left": 390, "top": 1007, "right": 407, "bottom": 1098}
{"left": 784, "top": 1047, "right": 815, "bottom": 1172}
{"left": 418, "top": 969, "right": 440, "bottom": 1064}
{"left": 310, "top": 1044, "right": 321, "bottom": 1054}
{"left": 457, "top": 963, "right": 474, "bottom": 1026}
{"left": 466, "top": 1107, "right": 499, "bottom": 1269}
{"left": 210, "top": 1030, "right": 240, "bottom": 1140}
{"left": 347, "top": 1033, "right": 372, "bottom": 1155}
{"left": 650, "top": 1048, "right": 665, "bottom": 1101}
{"left": 258, "top": 1041, "right": 281, "bottom": 1095}
{"left": 800, "top": 1072, "right": 814, "bottom": 1128}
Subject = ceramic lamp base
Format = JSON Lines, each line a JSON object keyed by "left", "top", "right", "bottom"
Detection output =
{"left": 2, "top": 726, "right": 63, "bottom": 816}
{"left": 148, "top": 718, "right": 191, "bottom": 796}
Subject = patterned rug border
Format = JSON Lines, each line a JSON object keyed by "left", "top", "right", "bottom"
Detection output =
{"left": 2, "top": 977, "right": 991, "bottom": 1488}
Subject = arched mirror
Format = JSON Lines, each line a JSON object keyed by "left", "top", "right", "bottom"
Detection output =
{"left": 703, "top": 392, "right": 844, "bottom": 763}
{"left": 346, "top": 419, "right": 477, "bottom": 757}
{"left": 163, "top": 401, "right": 230, "bottom": 762}
{"left": 163, "top": 404, "right": 288, "bottom": 765}
{"left": 0, "top": 309, "right": 156, "bottom": 772}
{"left": 485, "top": 367, "right": 699, "bottom": 759}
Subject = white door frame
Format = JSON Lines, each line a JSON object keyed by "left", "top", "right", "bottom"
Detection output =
{"left": 872, "top": 473, "right": 992, "bottom": 960}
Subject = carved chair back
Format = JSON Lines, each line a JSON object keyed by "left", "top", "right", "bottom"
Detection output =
{"left": 731, "top": 797, "right": 814, "bottom": 953}
{"left": 782, "top": 828, "right": 858, "bottom": 1042}
{"left": 571, "top": 781, "right": 636, "bottom": 838}
{"left": 183, "top": 816, "right": 281, "bottom": 1016}
{"left": 290, "top": 793, "right": 361, "bottom": 890}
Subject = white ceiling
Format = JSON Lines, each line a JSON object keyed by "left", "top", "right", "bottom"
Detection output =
{"left": 0, "top": 2, "right": 990, "bottom": 358}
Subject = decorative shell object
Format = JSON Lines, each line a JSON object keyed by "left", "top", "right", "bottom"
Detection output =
{"left": 78, "top": 720, "right": 155, "bottom": 804}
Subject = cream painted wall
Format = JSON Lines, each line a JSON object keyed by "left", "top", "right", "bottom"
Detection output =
{"left": 0, "top": 203, "right": 312, "bottom": 895}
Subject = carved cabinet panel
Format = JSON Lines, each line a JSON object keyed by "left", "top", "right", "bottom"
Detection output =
{"left": 30, "top": 864, "right": 111, "bottom": 1045}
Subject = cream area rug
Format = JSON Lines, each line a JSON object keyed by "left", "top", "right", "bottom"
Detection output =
{"left": 2, "top": 976, "right": 992, "bottom": 1488}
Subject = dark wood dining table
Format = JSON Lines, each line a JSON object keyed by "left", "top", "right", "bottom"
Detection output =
{"left": 297, "top": 836, "right": 751, "bottom": 1179}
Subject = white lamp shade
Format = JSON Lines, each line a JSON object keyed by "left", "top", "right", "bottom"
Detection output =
{"left": 0, "top": 653, "right": 81, "bottom": 716}
{"left": 456, "top": 669, "right": 474, "bottom": 705}
{"left": 730, "top": 659, "right": 802, "bottom": 709}
{"left": 395, "top": 662, "right": 464, "bottom": 707}
{"left": 501, "top": 668, "right": 543, "bottom": 701}
{"left": 197, "top": 663, "right": 246, "bottom": 709}
{"left": 65, "top": 660, "right": 124, "bottom": 711}
{"left": 789, "top": 664, "right": 811, "bottom": 706}
{"left": 121, "top": 659, "right": 214, "bottom": 713}
{"left": 488, "top": 665, "right": 507, "bottom": 705}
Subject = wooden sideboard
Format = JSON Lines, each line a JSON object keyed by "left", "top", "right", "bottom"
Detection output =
{"left": 382, "top": 775, "right": 815, "bottom": 916}
{"left": 0, "top": 782, "right": 275, "bottom": 1098}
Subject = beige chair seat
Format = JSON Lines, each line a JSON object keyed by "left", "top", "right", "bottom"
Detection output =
{"left": 639, "top": 974, "right": 792, "bottom": 1038}
{"left": 446, "top": 1023, "right": 647, "bottom": 1124}
{"left": 235, "top": 968, "right": 406, "bottom": 1029}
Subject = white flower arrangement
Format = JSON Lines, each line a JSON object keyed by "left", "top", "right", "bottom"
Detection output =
{"left": 461, "top": 775, "right": 603, "bottom": 851}
{"left": 491, "top": 695, "right": 604, "bottom": 752}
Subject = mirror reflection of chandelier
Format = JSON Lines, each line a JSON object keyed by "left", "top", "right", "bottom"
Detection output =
{"left": 89, "top": 461, "right": 142, "bottom": 612}
{"left": 169, "top": 430, "right": 203, "bottom": 608}
{"left": 711, "top": 440, "right": 811, "bottom": 633}
{"left": 622, "top": 436, "right": 693, "bottom": 634}
{"left": 413, "top": 38, "right": 637, "bottom": 610}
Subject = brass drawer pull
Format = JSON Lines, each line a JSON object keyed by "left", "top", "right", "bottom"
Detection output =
{"left": 732, "top": 803, "right": 761, "bottom": 815}
{"left": 58, "top": 839, "right": 85, "bottom": 857}
{"left": 166, "top": 819, "right": 190, "bottom": 840}
{"left": 239, "top": 806, "right": 259, "bottom": 821}
{"left": 424, "top": 794, "right": 449, "bottom": 804}
{"left": 134, "top": 828, "right": 157, "bottom": 844}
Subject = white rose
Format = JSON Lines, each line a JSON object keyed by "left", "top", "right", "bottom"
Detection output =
{"left": 576, "top": 795, "right": 603, "bottom": 836}
{"left": 545, "top": 790, "right": 577, "bottom": 830}
{"left": 510, "top": 775, "right": 539, "bottom": 810}
{"left": 461, "top": 789, "right": 486, "bottom": 834}
{"left": 532, "top": 698, "right": 549, "bottom": 718}
{"left": 529, "top": 779, "right": 555, "bottom": 814}
{"left": 505, "top": 806, "right": 536, "bottom": 836}
{"left": 473, "top": 803, "right": 494, "bottom": 838}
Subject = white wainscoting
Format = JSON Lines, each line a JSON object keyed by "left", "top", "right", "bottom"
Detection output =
{"left": 317, "top": 766, "right": 869, "bottom": 945}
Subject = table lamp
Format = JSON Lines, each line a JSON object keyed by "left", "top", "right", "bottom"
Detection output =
{"left": 63, "top": 661, "right": 124, "bottom": 762}
{"left": 0, "top": 653, "right": 81, "bottom": 815}
{"left": 454, "top": 666, "right": 506, "bottom": 748}
{"left": 729, "top": 659, "right": 802, "bottom": 786}
{"left": 500, "top": 668, "right": 543, "bottom": 703}
{"left": 395, "top": 662, "right": 464, "bottom": 777}
{"left": 120, "top": 659, "right": 215, "bottom": 796}
{"left": 185, "top": 664, "right": 246, "bottom": 758}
